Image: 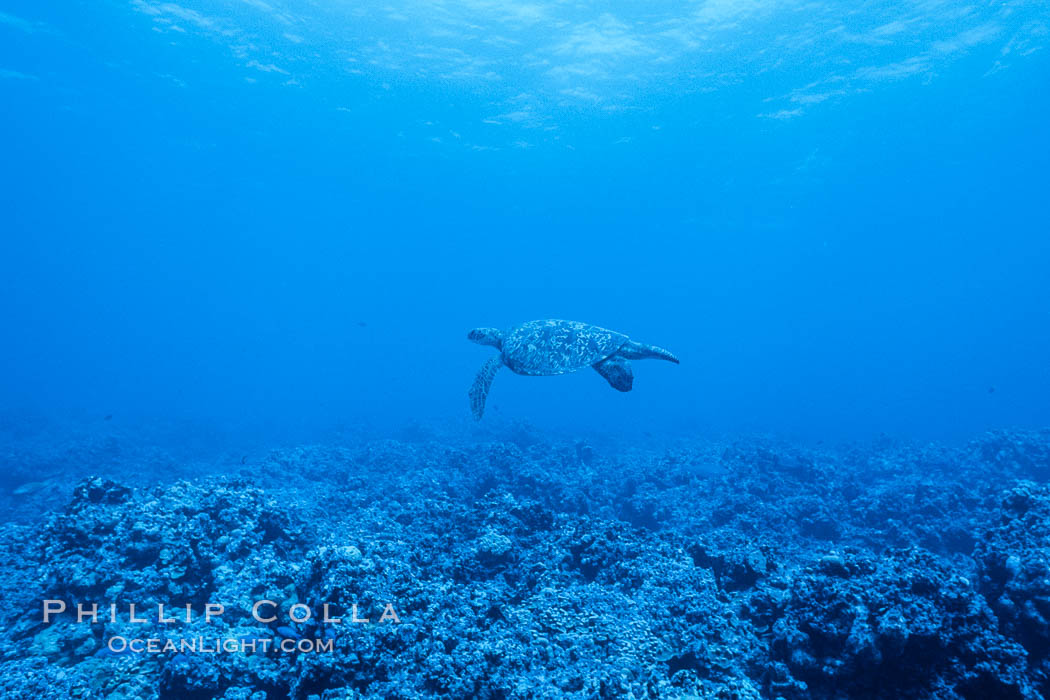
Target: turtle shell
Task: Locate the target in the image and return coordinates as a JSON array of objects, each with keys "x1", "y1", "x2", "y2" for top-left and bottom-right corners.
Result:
[{"x1": 502, "y1": 320, "x2": 628, "y2": 376}]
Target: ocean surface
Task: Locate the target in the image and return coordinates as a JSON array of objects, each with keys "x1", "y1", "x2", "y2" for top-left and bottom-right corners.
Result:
[{"x1": 1, "y1": 1, "x2": 1049, "y2": 698}]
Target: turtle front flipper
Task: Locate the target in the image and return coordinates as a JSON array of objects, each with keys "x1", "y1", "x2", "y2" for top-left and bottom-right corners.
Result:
[
  {"x1": 469, "y1": 356, "x2": 503, "y2": 420},
  {"x1": 593, "y1": 356, "x2": 633, "y2": 392}
]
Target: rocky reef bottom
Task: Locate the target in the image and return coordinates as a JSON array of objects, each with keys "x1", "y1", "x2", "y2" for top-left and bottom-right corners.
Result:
[{"x1": 1, "y1": 426, "x2": 1049, "y2": 699}]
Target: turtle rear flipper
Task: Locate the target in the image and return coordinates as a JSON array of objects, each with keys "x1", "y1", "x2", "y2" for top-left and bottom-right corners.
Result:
[
  {"x1": 594, "y1": 356, "x2": 633, "y2": 392},
  {"x1": 619, "y1": 340, "x2": 679, "y2": 364},
  {"x1": 469, "y1": 356, "x2": 502, "y2": 420}
]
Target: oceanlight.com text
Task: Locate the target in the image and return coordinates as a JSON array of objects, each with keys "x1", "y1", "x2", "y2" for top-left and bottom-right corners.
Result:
[{"x1": 107, "y1": 635, "x2": 335, "y2": 654}]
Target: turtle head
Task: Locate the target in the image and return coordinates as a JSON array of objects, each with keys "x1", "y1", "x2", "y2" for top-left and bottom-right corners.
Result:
[{"x1": 468, "y1": 327, "x2": 503, "y2": 350}]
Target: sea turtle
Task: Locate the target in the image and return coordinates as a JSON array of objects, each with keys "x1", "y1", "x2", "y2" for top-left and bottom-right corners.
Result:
[{"x1": 467, "y1": 319, "x2": 679, "y2": 420}]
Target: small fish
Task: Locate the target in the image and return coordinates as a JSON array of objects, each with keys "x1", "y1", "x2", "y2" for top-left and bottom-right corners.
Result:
[
  {"x1": 241, "y1": 455, "x2": 248, "y2": 465},
  {"x1": 13, "y1": 481, "x2": 47, "y2": 496},
  {"x1": 988, "y1": 386, "x2": 996, "y2": 394},
  {"x1": 356, "y1": 321, "x2": 368, "y2": 328},
  {"x1": 103, "y1": 414, "x2": 113, "y2": 421}
]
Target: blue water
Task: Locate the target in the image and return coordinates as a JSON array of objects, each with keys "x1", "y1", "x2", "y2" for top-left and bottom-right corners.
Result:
[
  {"x1": 1, "y1": 0, "x2": 1049, "y2": 443},
  {"x1": 5, "y1": 6, "x2": 1050, "y2": 699}
]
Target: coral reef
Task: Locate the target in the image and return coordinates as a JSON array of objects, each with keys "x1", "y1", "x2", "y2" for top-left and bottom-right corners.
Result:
[{"x1": 0, "y1": 427, "x2": 1048, "y2": 698}]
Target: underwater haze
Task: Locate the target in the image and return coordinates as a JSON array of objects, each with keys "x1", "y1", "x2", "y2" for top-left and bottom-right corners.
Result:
[
  {"x1": 2, "y1": 0, "x2": 1049, "y2": 443},
  {"x1": 6, "y1": 3, "x2": 1050, "y2": 700}
]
